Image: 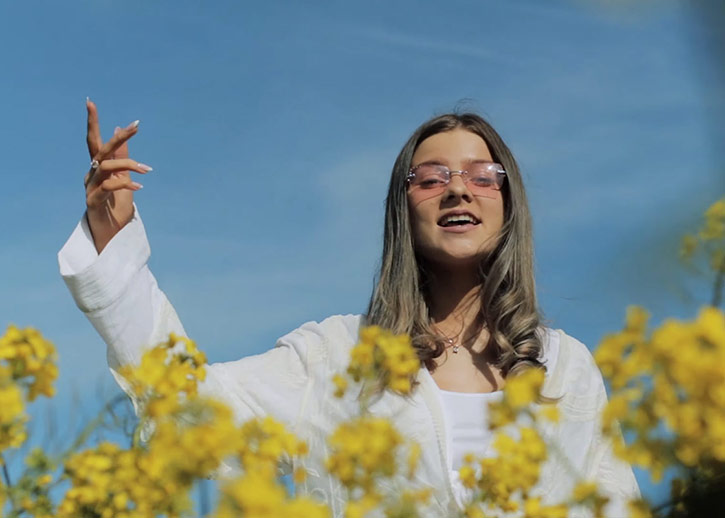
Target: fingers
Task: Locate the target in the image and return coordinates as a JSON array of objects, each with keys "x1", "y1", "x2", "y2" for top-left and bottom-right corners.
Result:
[
  {"x1": 98, "y1": 175, "x2": 143, "y2": 193},
  {"x1": 85, "y1": 157, "x2": 151, "y2": 190},
  {"x1": 94, "y1": 120, "x2": 140, "y2": 162},
  {"x1": 86, "y1": 98, "x2": 103, "y2": 159},
  {"x1": 113, "y1": 126, "x2": 129, "y2": 160},
  {"x1": 86, "y1": 174, "x2": 143, "y2": 208},
  {"x1": 97, "y1": 158, "x2": 152, "y2": 175}
]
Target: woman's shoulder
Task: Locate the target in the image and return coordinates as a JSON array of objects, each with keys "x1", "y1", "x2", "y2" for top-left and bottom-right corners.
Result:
[
  {"x1": 538, "y1": 327, "x2": 606, "y2": 400},
  {"x1": 276, "y1": 314, "x2": 363, "y2": 367},
  {"x1": 282, "y1": 314, "x2": 363, "y2": 343}
]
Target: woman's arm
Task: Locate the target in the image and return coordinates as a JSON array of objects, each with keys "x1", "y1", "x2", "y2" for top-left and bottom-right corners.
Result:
[
  {"x1": 61, "y1": 101, "x2": 315, "y2": 436},
  {"x1": 58, "y1": 204, "x2": 314, "y2": 437},
  {"x1": 58, "y1": 205, "x2": 181, "y2": 371}
]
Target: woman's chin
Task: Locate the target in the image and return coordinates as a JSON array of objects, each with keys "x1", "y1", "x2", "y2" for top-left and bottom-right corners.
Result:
[{"x1": 422, "y1": 249, "x2": 490, "y2": 272}]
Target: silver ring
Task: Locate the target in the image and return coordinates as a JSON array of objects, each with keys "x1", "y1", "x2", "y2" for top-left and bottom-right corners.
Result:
[{"x1": 90, "y1": 159, "x2": 100, "y2": 171}]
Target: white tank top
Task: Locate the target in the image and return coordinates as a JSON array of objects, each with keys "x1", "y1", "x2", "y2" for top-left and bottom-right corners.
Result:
[
  {"x1": 434, "y1": 329, "x2": 561, "y2": 507},
  {"x1": 436, "y1": 388, "x2": 503, "y2": 471}
]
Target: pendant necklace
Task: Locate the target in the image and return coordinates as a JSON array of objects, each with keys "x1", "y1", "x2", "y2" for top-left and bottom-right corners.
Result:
[{"x1": 444, "y1": 337, "x2": 460, "y2": 354}]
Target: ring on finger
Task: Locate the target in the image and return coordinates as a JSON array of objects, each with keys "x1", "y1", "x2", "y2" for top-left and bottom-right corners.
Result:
[{"x1": 90, "y1": 159, "x2": 100, "y2": 171}]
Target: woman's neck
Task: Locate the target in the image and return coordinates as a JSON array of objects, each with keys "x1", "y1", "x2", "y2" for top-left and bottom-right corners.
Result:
[{"x1": 426, "y1": 268, "x2": 484, "y2": 345}]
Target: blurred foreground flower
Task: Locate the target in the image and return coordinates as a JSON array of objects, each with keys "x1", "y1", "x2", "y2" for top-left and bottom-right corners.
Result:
[
  {"x1": 342, "y1": 325, "x2": 420, "y2": 398},
  {"x1": 597, "y1": 197, "x2": 725, "y2": 517}
]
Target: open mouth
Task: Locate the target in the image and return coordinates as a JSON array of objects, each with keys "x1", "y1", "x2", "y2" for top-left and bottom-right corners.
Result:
[{"x1": 437, "y1": 213, "x2": 481, "y2": 227}]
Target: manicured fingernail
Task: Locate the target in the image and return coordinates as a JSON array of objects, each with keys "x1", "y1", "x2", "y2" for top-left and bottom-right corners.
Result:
[
  {"x1": 131, "y1": 182, "x2": 143, "y2": 189},
  {"x1": 86, "y1": 96, "x2": 90, "y2": 105},
  {"x1": 127, "y1": 120, "x2": 140, "y2": 130},
  {"x1": 114, "y1": 126, "x2": 120, "y2": 135},
  {"x1": 137, "y1": 163, "x2": 153, "y2": 172}
]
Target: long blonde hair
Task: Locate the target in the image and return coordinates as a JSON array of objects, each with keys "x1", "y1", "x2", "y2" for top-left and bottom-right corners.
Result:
[{"x1": 365, "y1": 113, "x2": 544, "y2": 377}]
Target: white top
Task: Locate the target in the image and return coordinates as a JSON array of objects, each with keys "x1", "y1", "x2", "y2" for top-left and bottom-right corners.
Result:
[
  {"x1": 434, "y1": 336, "x2": 558, "y2": 507},
  {"x1": 437, "y1": 388, "x2": 503, "y2": 471},
  {"x1": 437, "y1": 388, "x2": 503, "y2": 508},
  {"x1": 58, "y1": 206, "x2": 640, "y2": 518}
]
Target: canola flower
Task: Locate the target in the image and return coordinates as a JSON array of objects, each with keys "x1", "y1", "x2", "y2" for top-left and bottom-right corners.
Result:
[
  {"x1": 486, "y1": 368, "x2": 547, "y2": 429},
  {"x1": 0, "y1": 325, "x2": 58, "y2": 401},
  {"x1": 213, "y1": 412, "x2": 326, "y2": 517},
  {"x1": 0, "y1": 326, "x2": 58, "y2": 457},
  {"x1": 118, "y1": 332, "x2": 207, "y2": 419},
  {"x1": 592, "y1": 198, "x2": 725, "y2": 516},
  {"x1": 329, "y1": 326, "x2": 433, "y2": 517},
  {"x1": 342, "y1": 325, "x2": 420, "y2": 397},
  {"x1": 217, "y1": 471, "x2": 330, "y2": 518},
  {"x1": 681, "y1": 197, "x2": 725, "y2": 260},
  {"x1": 460, "y1": 428, "x2": 558, "y2": 516},
  {"x1": 681, "y1": 197, "x2": 725, "y2": 307},
  {"x1": 570, "y1": 481, "x2": 610, "y2": 518},
  {"x1": 235, "y1": 415, "x2": 309, "y2": 477},
  {"x1": 326, "y1": 416, "x2": 403, "y2": 493},
  {"x1": 458, "y1": 368, "x2": 577, "y2": 517},
  {"x1": 59, "y1": 442, "x2": 186, "y2": 518},
  {"x1": 61, "y1": 337, "x2": 320, "y2": 518},
  {"x1": 595, "y1": 305, "x2": 725, "y2": 479},
  {"x1": 0, "y1": 377, "x2": 26, "y2": 454},
  {"x1": 0, "y1": 326, "x2": 58, "y2": 517}
]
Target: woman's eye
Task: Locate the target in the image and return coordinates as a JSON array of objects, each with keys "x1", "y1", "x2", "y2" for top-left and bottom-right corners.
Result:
[
  {"x1": 420, "y1": 178, "x2": 445, "y2": 188},
  {"x1": 471, "y1": 175, "x2": 494, "y2": 187}
]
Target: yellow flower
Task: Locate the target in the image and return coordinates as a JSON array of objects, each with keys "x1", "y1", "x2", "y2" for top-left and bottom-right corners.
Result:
[
  {"x1": 217, "y1": 471, "x2": 286, "y2": 516},
  {"x1": 236, "y1": 416, "x2": 309, "y2": 476},
  {"x1": 597, "y1": 303, "x2": 725, "y2": 477},
  {"x1": 523, "y1": 497, "x2": 568, "y2": 518},
  {"x1": 326, "y1": 416, "x2": 403, "y2": 491},
  {"x1": 0, "y1": 325, "x2": 58, "y2": 401},
  {"x1": 343, "y1": 326, "x2": 420, "y2": 396},
  {"x1": 458, "y1": 465, "x2": 477, "y2": 489},
  {"x1": 0, "y1": 379, "x2": 27, "y2": 451},
  {"x1": 406, "y1": 442, "x2": 422, "y2": 479},
  {"x1": 503, "y1": 369, "x2": 544, "y2": 410},
  {"x1": 293, "y1": 466, "x2": 307, "y2": 484},
  {"x1": 465, "y1": 427, "x2": 550, "y2": 512},
  {"x1": 680, "y1": 233, "x2": 698, "y2": 261},
  {"x1": 344, "y1": 494, "x2": 380, "y2": 518},
  {"x1": 628, "y1": 499, "x2": 652, "y2": 518},
  {"x1": 701, "y1": 198, "x2": 725, "y2": 241},
  {"x1": 463, "y1": 504, "x2": 486, "y2": 518},
  {"x1": 119, "y1": 333, "x2": 208, "y2": 419},
  {"x1": 332, "y1": 373, "x2": 348, "y2": 398},
  {"x1": 536, "y1": 404, "x2": 560, "y2": 423}
]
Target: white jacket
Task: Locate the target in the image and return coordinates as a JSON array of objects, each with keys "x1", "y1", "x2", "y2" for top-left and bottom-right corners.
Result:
[{"x1": 58, "y1": 208, "x2": 640, "y2": 518}]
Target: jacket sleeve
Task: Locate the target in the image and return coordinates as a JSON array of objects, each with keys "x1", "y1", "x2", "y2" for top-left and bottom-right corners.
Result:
[
  {"x1": 57, "y1": 207, "x2": 310, "y2": 430},
  {"x1": 562, "y1": 335, "x2": 641, "y2": 517},
  {"x1": 592, "y1": 425, "x2": 642, "y2": 518}
]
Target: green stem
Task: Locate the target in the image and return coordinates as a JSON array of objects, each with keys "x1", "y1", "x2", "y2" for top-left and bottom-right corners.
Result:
[
  {"x1": 712, "y1": 254, "x2": 724, "y2": 308},
  {"x1": 52, "y1": 393, "x2": 128, "y2": 465},
  {"x1": 1, "y1": 454, "x2": 11, "y2": 487},
  {"x1": 132, "y1": 420, "x2": 144, "y2": 448}
]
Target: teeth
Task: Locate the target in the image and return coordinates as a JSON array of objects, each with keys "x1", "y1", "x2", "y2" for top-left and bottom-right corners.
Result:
[{"x1": 441, "y1": 214, "x2": 477, "y2": 225}]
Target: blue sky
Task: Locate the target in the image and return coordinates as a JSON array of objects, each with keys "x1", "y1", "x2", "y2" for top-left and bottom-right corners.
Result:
[{"x1": 1, "y1": 0, "x2": 723, "y2": 507}]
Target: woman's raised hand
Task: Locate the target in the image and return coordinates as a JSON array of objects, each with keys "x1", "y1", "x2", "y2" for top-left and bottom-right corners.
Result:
[{"x1": 84, "y1": 99, "x2": 152, "y2": 253}]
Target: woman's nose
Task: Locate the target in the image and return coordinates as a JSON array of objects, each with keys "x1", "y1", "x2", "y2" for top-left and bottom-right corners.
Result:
[{"x1": 444, "y1": 174, "x2": 472, "y2": 201}]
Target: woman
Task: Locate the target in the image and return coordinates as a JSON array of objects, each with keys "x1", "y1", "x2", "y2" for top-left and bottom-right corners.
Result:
[{"x1": 59, "y1": 101, "x2": 639, "y2": 516}]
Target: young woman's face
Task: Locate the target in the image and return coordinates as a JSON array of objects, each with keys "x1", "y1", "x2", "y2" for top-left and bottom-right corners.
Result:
[{"x1": 408, "y1": 128, "x2": 505, "y2": 269}]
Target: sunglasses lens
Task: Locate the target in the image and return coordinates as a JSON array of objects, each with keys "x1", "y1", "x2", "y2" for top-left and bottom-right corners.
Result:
[
  {"x1": 407, "y1": 163, "x2": 505, "y2": 202},
  {"x1": 465, "y1": 164, "x2": 503, "y2": 198},
  {"x1": 411, "y1": 165, "x2": 447, "y2": 190}
]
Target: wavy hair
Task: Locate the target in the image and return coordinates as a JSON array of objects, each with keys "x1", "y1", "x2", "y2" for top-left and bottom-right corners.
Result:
[{"x1": 365, "y1": 112, "x2": 544, "y2": 378}]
